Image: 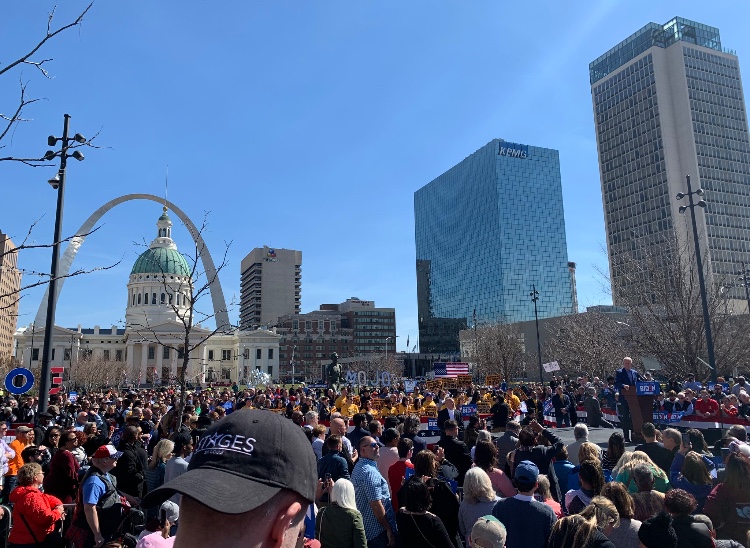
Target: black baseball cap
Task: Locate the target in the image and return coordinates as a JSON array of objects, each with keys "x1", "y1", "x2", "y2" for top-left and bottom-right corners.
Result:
[{"x1": 141, "y1": 409, "x2": 317, "y2": 514}]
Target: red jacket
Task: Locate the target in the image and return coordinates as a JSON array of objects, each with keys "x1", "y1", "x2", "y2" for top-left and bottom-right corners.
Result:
[{"x1": 8, "y1": 486, "x2": 63, "y2": 545}]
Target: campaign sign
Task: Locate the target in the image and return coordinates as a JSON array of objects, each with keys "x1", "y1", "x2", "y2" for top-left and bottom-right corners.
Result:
[
  {"x1": 707, "y1": 382, "x2": 729, "y2": 392},
  {"x1": 427, "y1": 418, "x2": 439, "y2": 431},
  {"x1": 404, "y1": 380, "x2": 417, "y2": 393},
  {"x1": 4, "y1": 367, "x2": 35, "y2": 395},
  {"x1": 636, "y1": 382, "x2": 660, "y2": 396},
  {"x1": 653, "y1": 411, "x2": 684, "y2": 423},
  {"x1": 69, "y1": 391, "x2": 78, "y2": 403},
  {"x1": 461, "y1": 405, "x2": 477, "y2": 419}
]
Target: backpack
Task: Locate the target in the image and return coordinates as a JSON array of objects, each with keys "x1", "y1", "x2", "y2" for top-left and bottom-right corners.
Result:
[{"x1": 73, "y1": 467, "x2": 128, "y2": 540}]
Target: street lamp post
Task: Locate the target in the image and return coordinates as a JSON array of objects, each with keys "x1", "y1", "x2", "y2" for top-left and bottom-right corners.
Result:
[
  {"x1": 39, "y1": 114, "x2": 86, "y2": 412},
  {"x1": 530, "y1": 285, "x2": 544, "y2": 383},
  {"x1": 676, "y1": 174, "x2": 717, "y2": 383}
]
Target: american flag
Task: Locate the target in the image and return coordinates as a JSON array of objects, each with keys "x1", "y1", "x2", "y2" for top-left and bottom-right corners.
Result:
[{"x1": 433, "y1": 362, "x2": 469, "y2": 378}]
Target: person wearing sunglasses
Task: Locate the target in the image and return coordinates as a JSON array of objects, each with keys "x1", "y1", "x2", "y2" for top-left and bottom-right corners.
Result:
[
  {"x1": 43, "y1": 431, "x2": 80, "y2": 503},
  {"x1": 351, "y1": 436, "x2": 397, "y2": 548}
]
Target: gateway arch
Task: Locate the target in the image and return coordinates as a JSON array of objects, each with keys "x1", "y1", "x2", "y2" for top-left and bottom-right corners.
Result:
[{"x1": 34, "y1": 193, "x2": 231, "y2": 331}]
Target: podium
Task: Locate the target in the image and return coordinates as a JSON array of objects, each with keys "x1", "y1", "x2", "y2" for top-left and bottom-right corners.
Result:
[{"x1": 622, "y1": 384, "x2": 656, "y2": 442}]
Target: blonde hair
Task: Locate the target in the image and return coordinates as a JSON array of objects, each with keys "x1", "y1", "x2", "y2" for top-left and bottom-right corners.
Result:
[
  {"x1": 331, "y1": 478, "x2": 357, "y2": 510},
  {"x1": 17, "y1": 463, "x2": 42, "y2": 486},
  {"x1": 580, "y1": 496, "x2": 620, "y2": 530},
  {"x1": 578, "y1": 442, "x2": 601, "y2": 464},
  {"x1": 617, "y1": 451, "x2": 668, "y2": 483},
  {"x1": 462, "y1": 467, "x2": 496, "y2": 504},
  {"x1": 536, "y1": 474, "x2": 552, "y2": 500},
  {"x1": 149, "y1": 439, "x2": 175, "y2": 469}
]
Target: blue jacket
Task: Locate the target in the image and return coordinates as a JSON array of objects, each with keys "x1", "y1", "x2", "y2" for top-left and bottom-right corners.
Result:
[{"x1": 669, "y1": 452, "x2": 715, "y2": 512}]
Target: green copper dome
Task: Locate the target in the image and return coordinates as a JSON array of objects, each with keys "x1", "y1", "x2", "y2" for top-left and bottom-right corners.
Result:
[{"x1": 131, "y1": 247, "x2": 190, "y2": 276}]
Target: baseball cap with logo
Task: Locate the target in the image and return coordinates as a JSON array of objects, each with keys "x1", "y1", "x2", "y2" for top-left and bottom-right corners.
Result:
[
  {"x1": 514, "y1": 460, "x2": 539, "y2": 483},
  {"x1": 141, "y1": 409, "x2": 317, "y2": 514},
  {"x1": 471, "y1": 515, "x2": 507, "y2": 548},
  {"x1": 93, "y1": 444, "x2": 123, "y2": 460}
]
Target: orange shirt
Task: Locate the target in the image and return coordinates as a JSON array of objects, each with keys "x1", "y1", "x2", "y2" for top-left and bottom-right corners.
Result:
[{"x1": 7, "y1": 439, "x2": 27, "y2": 477}]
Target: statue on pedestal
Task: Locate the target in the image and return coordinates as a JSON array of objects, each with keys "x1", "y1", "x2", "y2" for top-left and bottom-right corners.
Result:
[{"x1": 327, "y1": 352, "x2": 342, "y2": 392}]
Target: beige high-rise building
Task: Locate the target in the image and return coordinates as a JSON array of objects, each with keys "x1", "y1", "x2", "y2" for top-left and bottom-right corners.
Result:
[
  {"x1": 590, "y1": 17, "x2": 750, "y2": 311},
  {"x1": 239, "y1": 247, "x2": 301, "y2": 329},
  {"x1": 0, "y1": 231, "x2": 20, "y2": 358}
]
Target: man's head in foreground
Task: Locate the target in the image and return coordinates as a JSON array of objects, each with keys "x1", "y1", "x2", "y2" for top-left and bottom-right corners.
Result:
[{"x1": 142, "y1": 409, "x2": 317, "y2": 548}]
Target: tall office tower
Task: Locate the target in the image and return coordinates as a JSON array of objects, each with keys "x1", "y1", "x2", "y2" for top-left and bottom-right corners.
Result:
[
  {"x1": 239, "y1": 246, "x2": 301, "y2": 329},
  {"x1": 0, "y1": 231, "x2": 20, "y2": 358},
  {"x1": 590, "y1": 17, "x2": 750, "y2": 311},
  {"x1": 414, "y1": 139, "x2": 575, "y2": 353}
]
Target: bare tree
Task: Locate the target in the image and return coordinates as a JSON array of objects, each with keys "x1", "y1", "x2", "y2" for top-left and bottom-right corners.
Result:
[
  {"x1": 0, "y1": 223, "x2": 120, "y2": 314},
  {"x1": 1, "y1": 3, "x2": 95, "y2": 165},
  {"x1": 606, "y1": 234, "x2": 750, "y2": 379},
  {"x1": 461, "y1": 323, "x2": 526, "y2": 383},
  {"x1": 544, "y1": 311, "x2": 635, "y2": 380}
]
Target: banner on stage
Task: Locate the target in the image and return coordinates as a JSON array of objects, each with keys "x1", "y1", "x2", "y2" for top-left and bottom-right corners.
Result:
[{"x1": 427, "y1": 418, "x2": 439, "y2": 431}]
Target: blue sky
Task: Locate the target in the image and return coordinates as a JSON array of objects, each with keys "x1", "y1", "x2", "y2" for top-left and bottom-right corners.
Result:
[{"x1": 2, "y1": 1, "x2": 749, "y2": 351}]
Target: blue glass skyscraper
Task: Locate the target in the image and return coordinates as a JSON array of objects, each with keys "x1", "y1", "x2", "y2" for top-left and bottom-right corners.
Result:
[{"x1": 414, "y1": 139, "x2": 575, "y2": 353}]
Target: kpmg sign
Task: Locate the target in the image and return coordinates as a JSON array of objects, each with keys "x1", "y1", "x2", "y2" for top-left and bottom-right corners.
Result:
[{"x1": 498, "y1": 141, "x2": 529, "y2": 159}]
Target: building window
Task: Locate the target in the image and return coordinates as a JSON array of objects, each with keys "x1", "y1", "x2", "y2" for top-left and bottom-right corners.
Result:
[
  {"x1": 268, "y1": 348, "x2": 274, "y2": 359},
  {"x1": 208, "y1": 349, "x2": 214, "y2": 360},
  {"x1": 331, "y1": 320, "x2": 337, "y2": 331},
  {"x1": 177, "y1": 294, "x2": 181, "y2": 306},
  {"x1": 148, "y1": 346, "x2": 155, "y2": 360},
  {"x1": 137, "y1": 294, "x2": 141, "y2": 305},
  {"x1": 178, "y1": 346, "x2": 184, "y2": 359},
  {"x1": 318, "y1": 320, "x2": 324, "y2": 331},
  {"x1": 256, "y1": 348, "x2": 262, "y2": 360},
  {"x1": 132, "y1": 294, "x2": 136, "y2": 306},
  {"x1": 64, "y1": 349, "x2": 71, "y2": 361},
  {"x1": 292, "y1": 320, "x2": 299, "y2": 330},
  {"x1": 161, "y1": 293, "x2": 166, "y2": 304},
  {"x1": 103, "y1": 349, "x2": 110, "y2": 361},
  {"x1": 305, "y1": 321, "x2": 311, "y2": 330},
  {"x1": 152, "y1": 293, "x2": 157, "y2": 305},
  {"x1": 267, "y1": 365, "x2": 273, "y2": 375},
  {"x1": 115, "y1": 349, "x2": 123, "y2": 362},
  {"x1": 222, "y1": 349, "x2": 232, "y2": 361},
  {"x1": 163, "y1": 346, "x2": 170, "y2": 359},
  {"x1": 222, "y1": 368, "x2": 231, "y2": 380},
  {"x1": 255, "y1": 365, "x2": 261, "y2": 371},
  {"x1": 51, "y1": 349, "x2": 55, "y2": 361}
]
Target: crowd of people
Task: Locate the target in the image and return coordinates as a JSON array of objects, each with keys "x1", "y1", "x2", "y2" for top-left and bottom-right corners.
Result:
[{"x1": 0, "y1": 363, "x2": 746, "y2": 548}]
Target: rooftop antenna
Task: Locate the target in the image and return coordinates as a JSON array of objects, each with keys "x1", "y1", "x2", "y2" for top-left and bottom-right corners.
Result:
[{"x1": 164, "y1": 165, "x2": 169, "y2": 212}]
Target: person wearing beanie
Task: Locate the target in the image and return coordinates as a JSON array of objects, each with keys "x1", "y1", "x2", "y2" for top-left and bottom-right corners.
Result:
[{"x1": 638, "y1": 511, "x2": 678, "y2": 548}]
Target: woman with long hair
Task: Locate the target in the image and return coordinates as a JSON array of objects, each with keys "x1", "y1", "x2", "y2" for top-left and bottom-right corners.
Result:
[
  {"x1": 668, "y1": 446, "x2": 714, "y2": 513},
  {"x1": 615, "y1": 451, "x2": 670, "y2": 493},
  {"x1": 600, "y1": 481, "x2": 641, "y2": 548},
  {"x1": 602, "y1": 432, "x2": 625, "y2": 471},
  {"x1": 568, "y1": 442, "x2": 606, "y2": 492},
  {"x1": 396, "y1": 476, "x2": 454, "y2": 548},
  {"x1": 458, "y1": 468, "x2": 499, "y2": 546},
  {"x1": 403, "y1": 450, "x2": 460, "y2": 547},
  {"x1": 548, "y1": 497, "x2": 618, "y2": 548},
  {"x1": 473, "y1": 441, "x2": 515, "y2": 498},
  {"x1": 8, "y1": 463, "x2": 65, "y2": 547},
  {"x1": 565, "y1": 460, "x2": 605, "y2": 515},
  {"x1": 315, "y1": 479, "x2": 367, "y2": 548},
  {"x1": 704, "y1": 448, "x2": 750, "y2": 543},
  {"x1": 42, "y1": 430, "x2": 80, "y2": 503},
  {"x1": 145, "y1": 439, "x2": 174, "y2": 520},
  {"x1": 537, "y1": 474, "x2": 563, "y2": 518}
]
